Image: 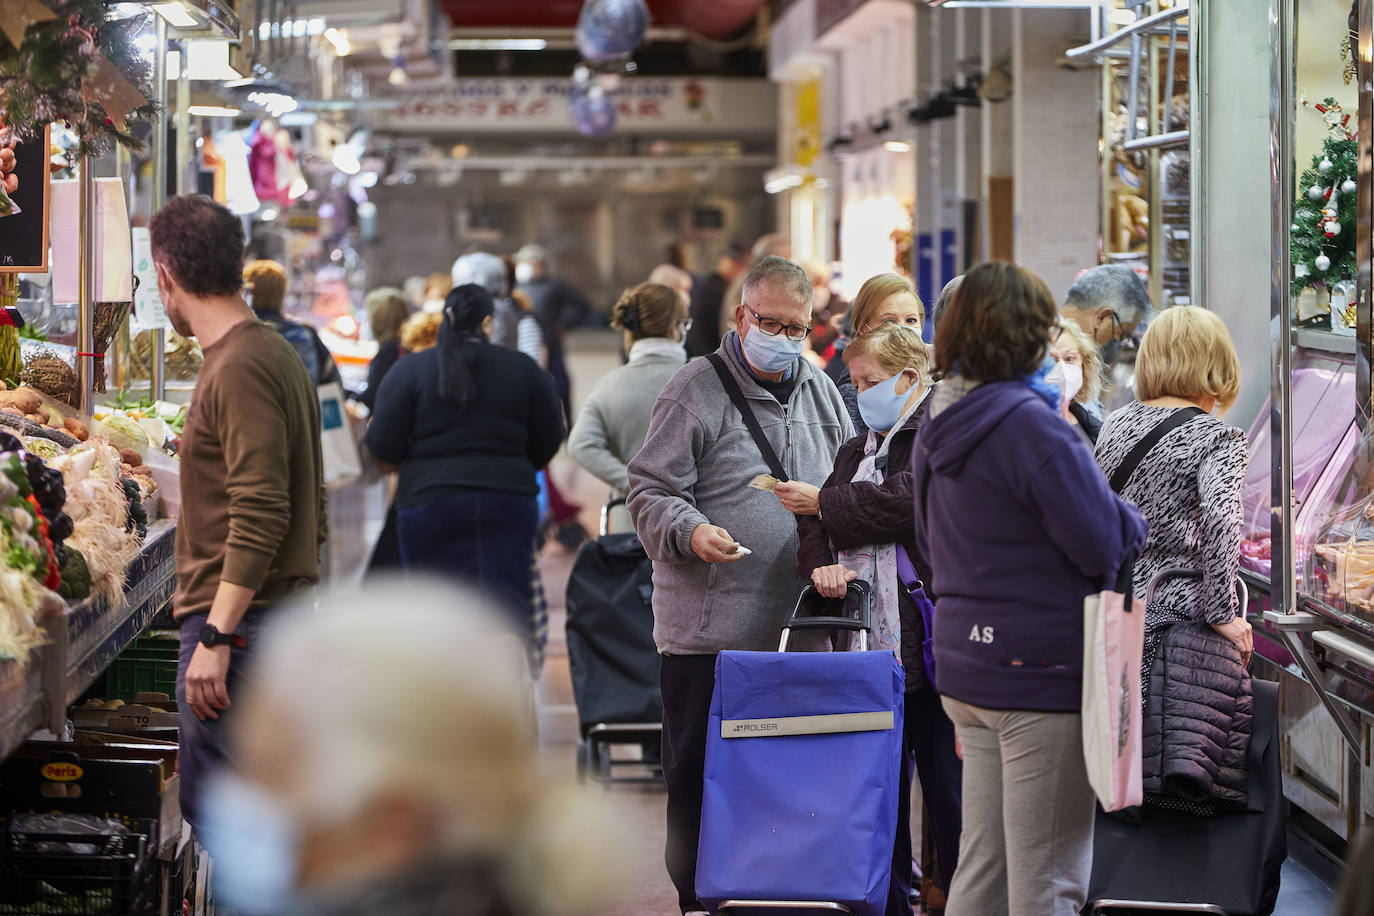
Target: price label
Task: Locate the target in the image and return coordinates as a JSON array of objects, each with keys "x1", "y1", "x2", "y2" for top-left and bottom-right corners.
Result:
[{"x1": 130, "y1": 227, "x2": 170, "y2": 332}]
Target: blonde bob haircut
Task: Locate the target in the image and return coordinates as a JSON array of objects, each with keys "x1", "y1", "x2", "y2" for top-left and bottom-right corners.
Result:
[
  {"x1": 850, "y1": 273, "x2": 925, "y2": 336},
  {"x1": 1055, "y1": 315, "x2": 1104, "y2": 406},
  {"x1": 843, "y1": 322, "x2": 931, "y2": 382},
  {"x1": 1135, "y1": 305, "x2": 1241, "y2": 411}
]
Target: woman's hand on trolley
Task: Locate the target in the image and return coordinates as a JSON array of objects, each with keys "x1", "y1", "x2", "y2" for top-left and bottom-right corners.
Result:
[
  {"x1": 1210, "y1": 614, "x2": 1253, "y2": 667},
  {"x1": 811, "y1": 564, "x2": 858, "y2": 599}
]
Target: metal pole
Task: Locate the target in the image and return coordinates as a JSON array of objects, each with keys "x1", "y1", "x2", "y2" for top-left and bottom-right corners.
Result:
[
  {"x1": 1357, "y1": 0, "x2": 1372, "y2": 422},
  {"x1": 150, "y1": 15, "x2": 168, "y2": 402},
  {"x1": 77, "y1": 155, "x2": 95, "y2": 418},
  {"x1": 1270, "y1": 0, "x2": 1296, "y2": 617}
]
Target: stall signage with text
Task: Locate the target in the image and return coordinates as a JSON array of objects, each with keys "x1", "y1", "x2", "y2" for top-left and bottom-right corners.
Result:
[{"x1": 379, "y1": 78, "x2": 774, "y2": 134}]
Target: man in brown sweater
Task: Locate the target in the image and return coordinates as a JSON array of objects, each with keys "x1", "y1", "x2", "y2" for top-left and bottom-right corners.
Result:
[{"x1": 149, "y1": 194, "x2": 326, "y2": 829}]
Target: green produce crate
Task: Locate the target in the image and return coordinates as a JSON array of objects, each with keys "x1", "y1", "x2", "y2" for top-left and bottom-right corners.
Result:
[{"x1": 96, "y1": 635, "x2": 180, "y2": 703}]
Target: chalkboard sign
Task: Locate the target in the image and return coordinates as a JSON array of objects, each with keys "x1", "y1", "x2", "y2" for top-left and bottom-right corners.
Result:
[{"x1": 0, "y1": 126, "x2": 51, "y2": 274}]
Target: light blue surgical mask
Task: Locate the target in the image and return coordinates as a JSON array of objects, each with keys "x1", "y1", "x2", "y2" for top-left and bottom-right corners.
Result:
[
  {"x1": 201, "y1": 773, "x2": 305, "y2": 916},
  {"x1": 857, "y1": 370, "x2": 915, "y2": 433},
  {"x1": 740, "y1": 323, "x2": 804, "y2": 374}
]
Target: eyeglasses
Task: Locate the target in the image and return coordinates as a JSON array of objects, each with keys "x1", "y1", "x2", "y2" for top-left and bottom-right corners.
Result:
[
  {"x1": 678, "y1": 317, "x2": 694, "y2": 333},
  {"x1": 1049, "y1": 324, "x2": 1064, "y2": 344},
  {"x1": 743, "y1": 305, "x2": 812, "y2": 342}
]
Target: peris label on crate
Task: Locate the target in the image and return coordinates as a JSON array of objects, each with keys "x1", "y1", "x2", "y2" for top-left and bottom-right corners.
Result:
[{"x1": 40, "y1": 762, "x2": 83, "y2": 782}]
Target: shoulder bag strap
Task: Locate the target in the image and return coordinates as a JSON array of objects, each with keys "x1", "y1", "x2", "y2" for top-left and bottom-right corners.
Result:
[
  {"x1": 1108, "y1": 407, "x2": 1206, "y2": 494},
  {"x1": 705, "y1": 352, "x2": 789, "y2": 482}
]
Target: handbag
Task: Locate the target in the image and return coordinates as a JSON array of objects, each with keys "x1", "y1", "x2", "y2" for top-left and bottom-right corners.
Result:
[
  {"x1": 705, "y1": 352, "x2": 789, "y2": 482},
  {"x1": 895, "y1": 546, "x2": 938, "y2": 690},
  {"x1": 1082, "y1": 406, "x2": 1204, "y2": 811}
]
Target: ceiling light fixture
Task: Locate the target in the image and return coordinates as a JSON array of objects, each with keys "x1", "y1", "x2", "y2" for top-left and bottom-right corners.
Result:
[
  {"x1": 448, "y1": 38, "x2": 548, "y2": 51},
  {"x1": 324, "y1": 28, "x2": 351, "y2": 56},
  {"x1": 883, "y1": 140, "x2": 912, "y2": 153},
  {"x1": 188, "y1": 105, "x2": 242, "y2": 117}
]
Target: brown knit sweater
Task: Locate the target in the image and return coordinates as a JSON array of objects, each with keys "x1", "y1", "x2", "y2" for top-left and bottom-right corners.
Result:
[{"x1": 173, "y1": 320, "x2": 326, "y2": 620}]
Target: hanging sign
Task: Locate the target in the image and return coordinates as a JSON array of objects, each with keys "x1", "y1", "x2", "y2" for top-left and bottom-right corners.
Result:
[
  {"x1": 376, "y1": 78, "x2": 775, "y2": 134},
  {"x1": 130, "y1": 228, "x2": 170, "y2": 332},
  {"x1": 0, "y1": 125, "x2": 51, "y2": 274}
]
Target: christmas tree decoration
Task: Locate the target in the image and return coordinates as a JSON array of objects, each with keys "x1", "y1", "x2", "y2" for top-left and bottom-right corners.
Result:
[
  {"x1": 1291, "y1": 97, "x2": 1358, "y2": 294},
  {"x1": 0, "y1": 0, "x2": 157, "y2": 155}
]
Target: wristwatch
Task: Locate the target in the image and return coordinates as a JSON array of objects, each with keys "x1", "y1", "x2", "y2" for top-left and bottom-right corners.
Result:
[{"x1": 198, "y1": 623, "x2": 247, "y2": 650}]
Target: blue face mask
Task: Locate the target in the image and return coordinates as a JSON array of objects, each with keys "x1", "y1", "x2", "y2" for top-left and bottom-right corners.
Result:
[
  {"x1": 857, "y1": 370, "x2": 915, "y2": 433},
  {"x1": 201, "y1": 773, "x2": 305, "y2": 916},
  {"x1": 740, "y1": 323, "x2": 804, "y2": 374},
  {"x1": 1025, "y1": 353, "x2": 1060, "y2": 411}
]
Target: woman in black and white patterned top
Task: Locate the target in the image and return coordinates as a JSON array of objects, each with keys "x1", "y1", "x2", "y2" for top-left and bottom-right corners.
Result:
[{"x1": 1094, "y1": 306, "x2": 1251, "y2": 678}]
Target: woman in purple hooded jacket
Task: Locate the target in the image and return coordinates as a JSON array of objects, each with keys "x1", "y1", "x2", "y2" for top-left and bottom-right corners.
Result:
[{"x1": 911, "y1": 262, "x2": 1146, "y2": 916}]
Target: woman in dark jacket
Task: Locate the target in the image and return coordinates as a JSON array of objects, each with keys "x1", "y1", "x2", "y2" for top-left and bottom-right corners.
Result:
[
  {"x1": 366, "y1": 285, "x2": 564, "y2": 628},
  {"x1": 911, "y1": 263, "x2": 1146, "y2": 916},
  {"x1": 359, "y1": 287, "x2": 411, "y2": 411},
  {"x1": 783, "y1": 324, "x2": 961, "y2": 915}
]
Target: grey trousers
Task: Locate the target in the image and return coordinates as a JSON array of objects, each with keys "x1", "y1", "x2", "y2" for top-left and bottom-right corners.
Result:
[{"x1": 941, "y1": 697, "x2": 1097, "y2": 916}]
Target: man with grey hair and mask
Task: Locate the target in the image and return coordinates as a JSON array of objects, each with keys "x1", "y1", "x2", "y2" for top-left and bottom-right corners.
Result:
[
  {"x1": 1061, "y1": 264, "x2": 1154, "y2": 413},
  {"x1": 628, "y1": 255, "x2": 851, "y2": 916}
]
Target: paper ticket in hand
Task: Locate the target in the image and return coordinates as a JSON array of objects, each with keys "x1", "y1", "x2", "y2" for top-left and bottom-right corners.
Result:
[
  {"x1": 749, "y1": 474, "x2": 780, "y2": 492},
  {"x1": 733, "y1": 545, "x2": 753, "y2": 557}
]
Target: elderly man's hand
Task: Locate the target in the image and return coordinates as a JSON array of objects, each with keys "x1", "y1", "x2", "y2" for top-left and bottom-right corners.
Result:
[{"x1": 691, "y1": 524, "x2": 744, "y2": 564}]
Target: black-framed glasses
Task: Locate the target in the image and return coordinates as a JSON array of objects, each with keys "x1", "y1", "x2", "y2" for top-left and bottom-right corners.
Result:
[
  {"x1": 1050, "y1": 324, "x2": 1064, "y2": 344},
  {"x1": 743, "y1": 305, "x2": 812, "y2": 342}
]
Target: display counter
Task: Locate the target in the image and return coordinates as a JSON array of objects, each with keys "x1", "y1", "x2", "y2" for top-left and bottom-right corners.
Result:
[{"x1": 0, "y1": 521, "x2": 175, "y2": 762}]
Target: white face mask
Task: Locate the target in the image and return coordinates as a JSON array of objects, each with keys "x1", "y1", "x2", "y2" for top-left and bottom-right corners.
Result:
[
  {"x1": 514, "y1": 262, "x2": 536, "y2": 285},
  {"x1": 1044, "y1": 361, "x2": 1084, "y2": 410}
]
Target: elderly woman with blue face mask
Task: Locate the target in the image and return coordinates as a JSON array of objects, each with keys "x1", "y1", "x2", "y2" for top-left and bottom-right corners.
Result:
[{"x1": 787, "y1": 323, "x2": 963, "y2": 913}]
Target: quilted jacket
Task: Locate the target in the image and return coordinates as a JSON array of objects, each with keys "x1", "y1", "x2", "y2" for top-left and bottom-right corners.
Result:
[
  {"x1": 1143, "y1": 622, "x2": 1253, "y2": 810},
  {"x1": 796, "y1": 404, "x2": 932, "y2": 692}
]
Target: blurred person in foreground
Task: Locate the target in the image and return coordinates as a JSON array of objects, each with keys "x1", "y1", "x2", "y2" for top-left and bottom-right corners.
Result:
[
  {"x1": 568, "y1": 283, "x2": 688, "y2": 529},
  {"x1": 1060, "y1": 264, "x2": 1154, "y2": 413},
  {"x1": 720, "y1": 233, "x2": 791, "y2": 336},
  {"x1": 149, "y1": 196, "x2": 326, "y2": 831},
  {"x1": 365, "y1": 285, "x2": 563, "y2": 625},
  {"x1": 912, "y1": 262, "x2": 1146, "y2": 916},
  {"x1": 201, "y1": 579, "x2": 624, "y2": 916},
  {"x1": 792, "y1": 323, "x2": 962, "y2": 912},
  {"x1": 649, "y1": 263, "x2": 694, "y2": 310},
  {"x1": 833, "y1": 273, "x2": 926, "y2": 437},
  {"x1": 1095, "y1": 306, "x2": 1252, "y2": 811},
  {"x1": 358, "y1": 287, "x2": 411, "y2": 412},
  {"x1": 1047, "y1": 316, "x2": 1105, "y2": 446},
  {"x1": 686, "y1": 241, "x2": 749, "y2": 358},
  {"x1": 629, "y1": 256, "x2": 851, "y2": 916},
  {"x1": 243, "y1": 259, "x2": 341, "y2": 387}
]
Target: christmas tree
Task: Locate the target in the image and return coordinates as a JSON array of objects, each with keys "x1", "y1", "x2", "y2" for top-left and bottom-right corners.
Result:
[{"x1": 1291, "y1": 98, "x2": 1357, "y2": 295}]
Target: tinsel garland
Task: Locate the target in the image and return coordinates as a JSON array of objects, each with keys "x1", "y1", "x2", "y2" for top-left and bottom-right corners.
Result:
[{"x1": 0, "y1": 0, "x2": 158, "y2": 155}]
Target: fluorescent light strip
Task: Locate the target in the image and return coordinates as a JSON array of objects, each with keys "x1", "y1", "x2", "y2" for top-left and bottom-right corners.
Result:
[
  {"x1": 448, "y1": 38, "x2": 548, "y2": 51},
  {"x1": 189, "y1": 105, "x2": 242, "y2": 117},
  {"x1": 883, "y1": 140, "x2": 912, "y2": 153}
]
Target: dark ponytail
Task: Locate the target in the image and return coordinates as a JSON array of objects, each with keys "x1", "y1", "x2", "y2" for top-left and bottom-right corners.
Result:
[{"x1": 437, "y1": 284, "x2": 496, "y2": 411}]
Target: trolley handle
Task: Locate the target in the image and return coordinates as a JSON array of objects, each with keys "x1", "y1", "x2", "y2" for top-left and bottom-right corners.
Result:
[
  {"x1": 780, "y1": 581, "x2": 874, "y2": 652},
  {"x1": 600, "y1": 498, "x2": 627, "y2": 538},
  {"x1": 1144, "y1": 566, "x2": 1249, "y2": 612}
]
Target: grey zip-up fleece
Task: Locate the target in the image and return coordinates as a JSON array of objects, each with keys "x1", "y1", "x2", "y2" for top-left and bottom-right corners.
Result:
[{"x1": 628, "y1": 332, "x2": 853, "y2": 655}]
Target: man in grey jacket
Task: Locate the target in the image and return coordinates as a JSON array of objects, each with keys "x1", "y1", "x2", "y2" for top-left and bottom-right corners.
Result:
[{"x1": 628, "y1": 256, "x2": 852, "y2": 916}]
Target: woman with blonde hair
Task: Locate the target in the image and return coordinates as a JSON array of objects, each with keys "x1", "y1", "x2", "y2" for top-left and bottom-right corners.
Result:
[
  {"x1": 833, "y1": 273, "x2": 927, "y2": 435},
  {"x1": 1047, "y1": 315, "x2": 1105, "y2": 445},
  {"x1": 787, "y1": 322, "x2": 961, "y2": 912},
  {"x1": 359, "y1": 287, "x2": 411, "y2": 411},
  {"x1": 1095, "y1": 305, "x2": 1249, "y2": 671},
  {"x1": 568, "y1": 282, "x2": 689, "y2": 522}
]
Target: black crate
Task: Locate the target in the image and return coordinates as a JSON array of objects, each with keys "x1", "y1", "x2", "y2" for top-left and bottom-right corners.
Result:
[{"x1": 0, "y1": 817, "x2": 158, "y2": 915}]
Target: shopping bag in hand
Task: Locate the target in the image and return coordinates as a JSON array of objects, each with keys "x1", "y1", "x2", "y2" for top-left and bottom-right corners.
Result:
[{"x1": 1081, "y1": 551, "x2": 1144, "y2": 811}]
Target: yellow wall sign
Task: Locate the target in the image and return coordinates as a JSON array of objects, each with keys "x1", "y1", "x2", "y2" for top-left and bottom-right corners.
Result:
[
  {"x1": 41, "y1": 762, "x2": 83, "y2": 782},
  {"x1": 796, "y1": 79, "x2": 821, "y2": 170}
]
